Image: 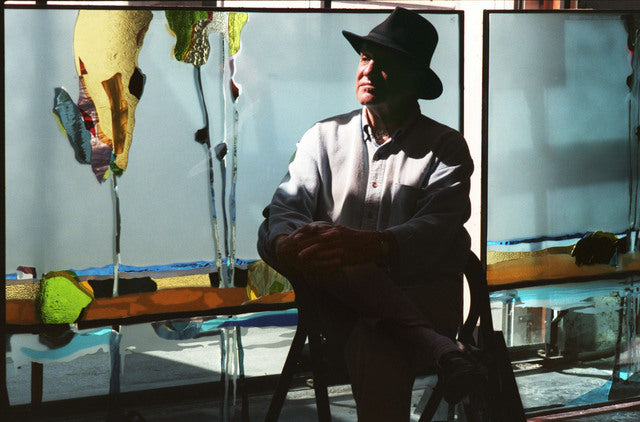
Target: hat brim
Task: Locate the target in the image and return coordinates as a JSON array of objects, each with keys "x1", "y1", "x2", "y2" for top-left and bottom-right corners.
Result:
[{"x1": 342, "y1": 30, "x2": 443, "y2": 100}]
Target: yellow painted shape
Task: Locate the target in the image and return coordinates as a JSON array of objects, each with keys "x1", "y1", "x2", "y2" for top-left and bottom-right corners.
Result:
[
  {"x1": 6, "y1": 281, "x2": 41, "y2": 300},
  {"x1": 73, "y1": 10, "x2": 152, "y2": 172},
  {"x1": 51, "y1": 111, "x2": 69, "y2": 137},
  {"x1": 153, "y1": 274, "x2": 212, "y2": 290}
]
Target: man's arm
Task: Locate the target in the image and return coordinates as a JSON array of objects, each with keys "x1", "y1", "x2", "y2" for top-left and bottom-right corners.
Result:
[
  {"x1": 257, "y1": 125, "x2": 323, "y2": 274},
  {"x1": 385, "y1": 131, "x2": 473, "y2": 275}
]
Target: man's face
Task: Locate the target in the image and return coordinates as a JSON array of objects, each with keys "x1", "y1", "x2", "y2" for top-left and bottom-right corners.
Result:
[{"x1": 355, "y1": 43, "x2": 417, "y2": 107}]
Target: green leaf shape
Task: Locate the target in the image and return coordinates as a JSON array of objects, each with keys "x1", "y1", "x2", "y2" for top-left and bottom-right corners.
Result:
[
  {"x1": 228, "y1": 13, "x2": 248, "y2": 56},
  {"x1": 36, "y1": 271, "x2": 94, "y2": 324}
]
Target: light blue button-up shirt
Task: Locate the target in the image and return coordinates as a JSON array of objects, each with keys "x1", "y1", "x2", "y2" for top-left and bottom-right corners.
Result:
[{"x1": 260, "y1": 107, "x2": 473, "y2": 283}]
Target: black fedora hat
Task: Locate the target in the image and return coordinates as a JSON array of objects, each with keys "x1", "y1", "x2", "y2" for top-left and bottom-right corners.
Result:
[{"x1": 342, "y1": 7, "x2": 443, "y2": 100}]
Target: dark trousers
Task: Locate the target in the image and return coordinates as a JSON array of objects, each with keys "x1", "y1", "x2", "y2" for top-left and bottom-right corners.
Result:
[{"x1": 290, "y1": 263, "x2": 463, "y2": 421}]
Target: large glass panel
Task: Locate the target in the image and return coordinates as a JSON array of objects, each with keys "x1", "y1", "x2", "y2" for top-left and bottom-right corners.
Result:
[
  {"x1": 4, "y1": 7, "x2": 462, "y2": 404},
  {"x1": 487, "y1": 13, "x2": 630, "y2": 247},
  {"x1": 485, "y1": 11, "x2": 640, "y2": 412}
]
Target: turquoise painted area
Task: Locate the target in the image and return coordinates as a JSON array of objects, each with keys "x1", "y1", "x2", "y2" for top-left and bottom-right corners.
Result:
[
  {"x1": 565, "y1": 379, "x2": 612, "y2": 407},
  {"x1": 19, "y1": 328, "x2": 112, "y2": 361},
  {"x1": 490, "y1": 278, "x2": 638, "y2": 305},
  {"x1": 201, "y1": 309, "x2": 298, "y2": 330},
  {"x1": 151, "y1": 310, "x2": 298, "y2": 341},
  {"x1": 14, "y1": 311, "x2": 297, "y2": 362},
  {"x1": 52, "y1": 87, "x2": 92, "y2": 165}
]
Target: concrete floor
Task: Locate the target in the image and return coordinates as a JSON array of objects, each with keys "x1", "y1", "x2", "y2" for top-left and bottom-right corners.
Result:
[{"x1": 6, "y1": 325, "x2": 640, "y2": 421}]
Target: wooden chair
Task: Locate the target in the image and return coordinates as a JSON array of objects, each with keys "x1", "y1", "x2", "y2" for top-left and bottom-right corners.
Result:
[
  {"x1": 264, "y1": 252, "x2": 525, "y2": 422},
  {"x1": 265, "y1": 285, "x2": 333, "y2": 422},
  {"x1": 416, "y1": 251, "x2": 486, "y2": 421},
  {"x1": 418, "y1": 252, "x2": 526, "y2": 422}
]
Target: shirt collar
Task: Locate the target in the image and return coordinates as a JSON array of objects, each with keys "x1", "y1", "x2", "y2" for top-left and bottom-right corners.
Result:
[
  {"x1": 361, "y1": 107, "x2": 374, "y2": 144},
  {"x1": 361, "y1": 106, "x2": 421, "y2": 146}
]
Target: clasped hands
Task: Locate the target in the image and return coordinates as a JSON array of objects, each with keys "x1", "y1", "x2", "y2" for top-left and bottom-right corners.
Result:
[{"x1": 275, "y1": 222, "x2": 381, "y2": 275}]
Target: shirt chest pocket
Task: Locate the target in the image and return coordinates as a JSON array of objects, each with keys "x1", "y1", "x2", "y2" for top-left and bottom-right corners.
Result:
[{"x1": 389, "y1": 182, "x2": 422, "y2": 224}]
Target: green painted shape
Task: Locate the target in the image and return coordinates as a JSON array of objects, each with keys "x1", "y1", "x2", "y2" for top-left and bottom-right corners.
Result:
[
  {"x1": 165, "y1": 10, "x2": 210, "y2": 62},
  {"x1": 228, "y1": 13, "x2": 248, "y2": 56},
  {"x1": 36, "y1": 271, "x2": 93, "y2": 324},
  {"x1": 268, "y1": 280, "x2": 285, "y2": 295}
]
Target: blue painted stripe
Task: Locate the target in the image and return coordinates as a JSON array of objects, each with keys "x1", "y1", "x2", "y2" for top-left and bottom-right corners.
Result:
[
  {"x1": 201, "y1": 309, "x2": 298, "y2": 330},
  {"x1": 6, "y1": 258, "x2": 259, "y2": 279},
  {"x1": 487, "y1": 230, "x2": 628, "y2": 246}
]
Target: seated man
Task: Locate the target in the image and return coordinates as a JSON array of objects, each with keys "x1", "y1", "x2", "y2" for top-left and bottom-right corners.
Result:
[{"x1": 258, "y1": 7, "x2": 482, "y2": 420}]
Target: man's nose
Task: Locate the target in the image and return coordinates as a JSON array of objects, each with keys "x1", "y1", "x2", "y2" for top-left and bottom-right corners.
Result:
[{"x1": 363, "y1": 59, "x2": 376, "y2": 75}]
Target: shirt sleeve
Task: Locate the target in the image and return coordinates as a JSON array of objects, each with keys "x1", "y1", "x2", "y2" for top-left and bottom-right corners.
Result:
[
  {"x1": 256, "y1": 125, "x2": 322, "y2": 265},
  {"x1": 386, "y1": 130, "x2": 474, "y2": 277}
]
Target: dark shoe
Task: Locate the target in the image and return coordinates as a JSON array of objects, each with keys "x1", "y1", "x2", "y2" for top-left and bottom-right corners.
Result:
[{"x1": 437, "y1": 350, "x2": 486, "y2": 404}]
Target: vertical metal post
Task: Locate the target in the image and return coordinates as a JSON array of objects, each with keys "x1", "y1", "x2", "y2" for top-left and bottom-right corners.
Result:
[
  {"x1": 502, "y1": 298, "x2": 516, "y2": 347},
  {"x1": 220, "y1": 326, "x2": 229, "y2": 422},
  {"x1": 112, "y1": 175, "x2": 121, "y2": 297}
]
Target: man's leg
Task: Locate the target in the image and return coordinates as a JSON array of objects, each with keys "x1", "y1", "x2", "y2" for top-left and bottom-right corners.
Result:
[
  {"x1": 298, "y1": 285, "x2": 417, "y2": 421},
  {"x1": 345, "y1": 318, "x2": 416, "y2": 422},
  {"x1": 292, "y1": 263, "x2": 481, "y2": 410},
  {"x1": 305, "y1": 263, "x2": 462, "y2": 365}
]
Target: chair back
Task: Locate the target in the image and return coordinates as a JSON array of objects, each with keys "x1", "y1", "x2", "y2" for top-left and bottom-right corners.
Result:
[
  {"x1": 459, "y1": 251, "x2": 491, "y2": 345},
  {"x1": 458, "y1": 251, "x2": 527, "y2": 422}
]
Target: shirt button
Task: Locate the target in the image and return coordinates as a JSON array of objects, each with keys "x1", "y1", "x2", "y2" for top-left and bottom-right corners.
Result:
[{"x1": 372, "y1": 182, "x2": 378, "y2": 188}]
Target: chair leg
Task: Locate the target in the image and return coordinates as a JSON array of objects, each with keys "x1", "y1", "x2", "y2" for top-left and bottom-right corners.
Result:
[
  {"x1": 307, "y1": 329, "x2": 331, "y2": 422},
  {"x1": 418, "y1": 384, "x2": 443, "y2": 422},
  {"x1": 447, "y1": 402, "x2": 456, "y2": 420},
  {"x1": 265, "y1": 323, "x2": 308, "y2": 422}
]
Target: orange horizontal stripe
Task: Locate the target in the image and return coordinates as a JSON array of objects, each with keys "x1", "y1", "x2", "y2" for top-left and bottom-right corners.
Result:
[{"x1": 7, "y1": 287, "x2": 296, "y2": 326}]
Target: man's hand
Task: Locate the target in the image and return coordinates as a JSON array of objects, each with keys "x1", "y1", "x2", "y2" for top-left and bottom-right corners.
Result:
[
  {"x1": 327, "y1": 226, "x2": 387, "y2": 267},
  {"x1": 275, "y1": 223, "x2": 342, "y2": 274},
  {"x1": 275, "y1": 223, "x2": 387, "y2": 275}
]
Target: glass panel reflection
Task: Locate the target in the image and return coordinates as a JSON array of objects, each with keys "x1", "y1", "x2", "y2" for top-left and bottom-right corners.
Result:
[{"x1": 486, "y1": 11, "x2": 640, "y2": 412}]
